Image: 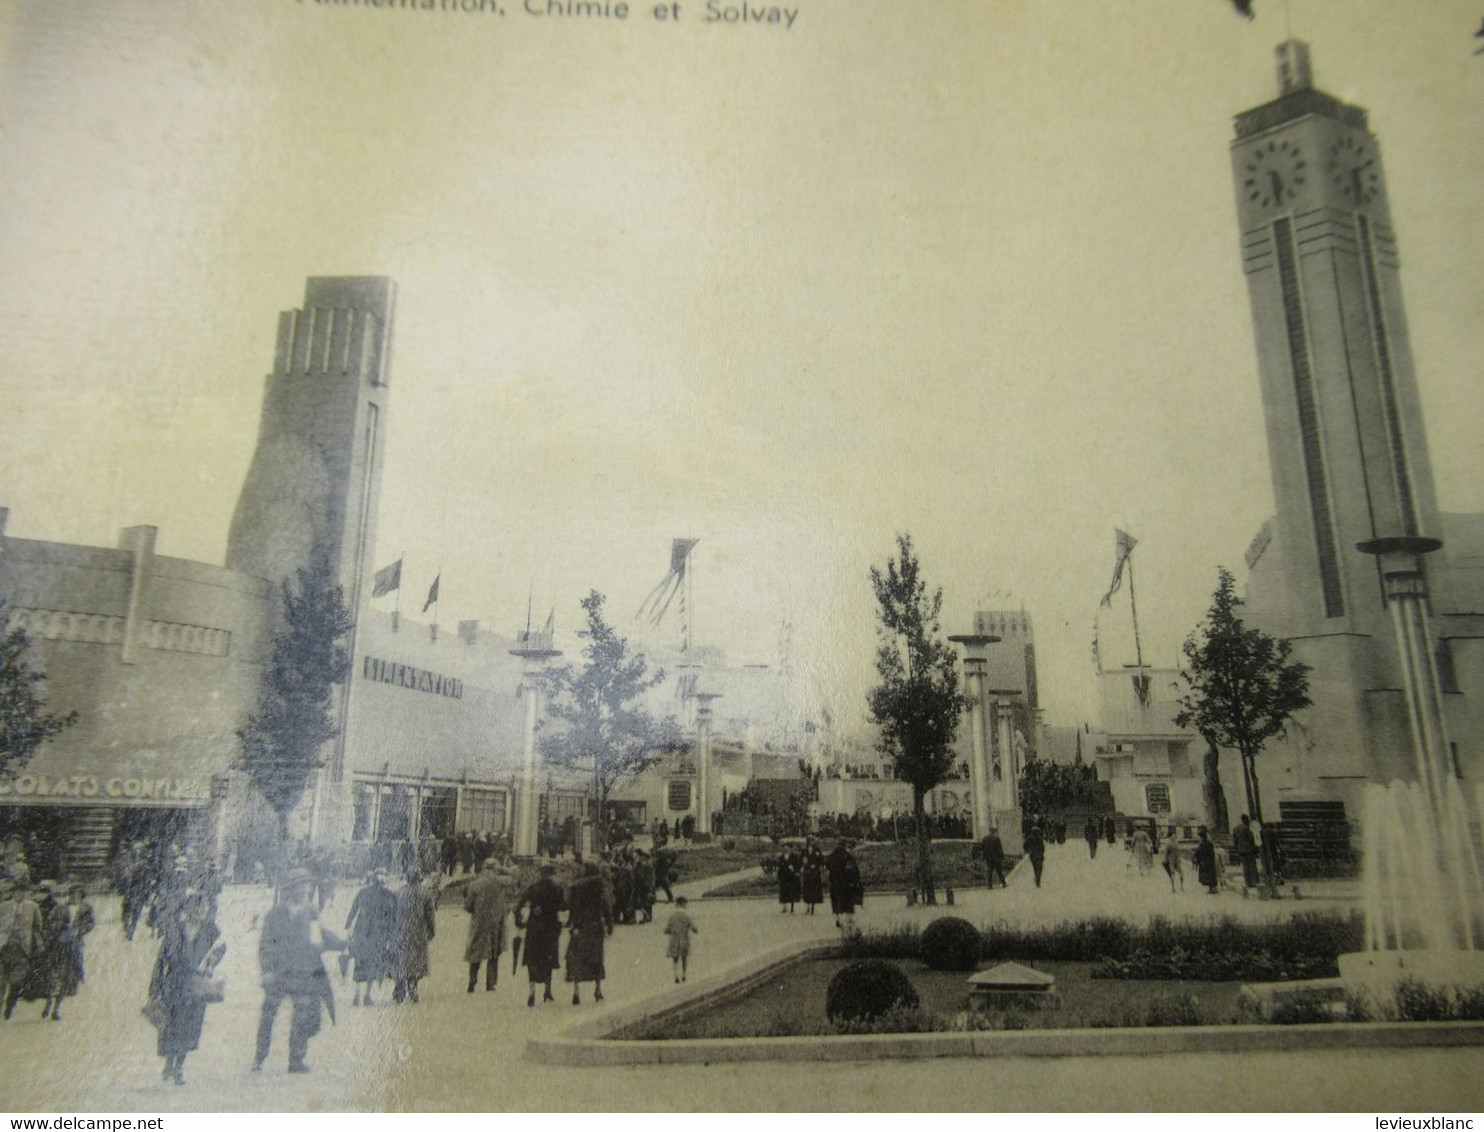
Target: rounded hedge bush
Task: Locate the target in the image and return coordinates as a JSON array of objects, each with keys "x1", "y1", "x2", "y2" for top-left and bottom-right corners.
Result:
[
  {"x1": 825, "y1": 960, "x2": 920, "y2": 1023},
  {"x1": 919, "y1": 916, "x2": 983, "y2": 971}
]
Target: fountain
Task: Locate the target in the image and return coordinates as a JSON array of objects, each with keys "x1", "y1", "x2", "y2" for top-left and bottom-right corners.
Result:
[
  {"x1": 1338, "y1": 777, "x2": 1484, "y2": 1003},
  {"x1": 1337, "y1": 537, "x2": 1484, "y2": 1008}
]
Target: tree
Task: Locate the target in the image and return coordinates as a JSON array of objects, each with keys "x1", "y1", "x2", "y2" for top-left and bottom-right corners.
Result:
[
  {"x1": 541, "y1": 591, "x2": 683, "y2": 852},
  {"x1": 237, "y1": 563, "x2": 353, "y2": 860},
  {"x1": 1175, "y1": 567, "x2": 1310, "y2": 886},
  {"x1": 0, "y1": 600, "x2": 78, "y2": 778},
  {"x1": 866, "y1": 534, "x2": 967, "y2": 905}
]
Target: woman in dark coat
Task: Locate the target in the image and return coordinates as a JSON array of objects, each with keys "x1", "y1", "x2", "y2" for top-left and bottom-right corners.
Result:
[
  {"x1": 564, "y1": 862, "x2": 612, "y2": 1005},
  {"x1": 1194, "y1": 827, "x2": 1220, "y2": 894},
  {"x1": 514, "y1": 864, "x2": 565, "y2": 1006},
  {"x1": 343, "y1": 870, "x2": 396, "y2": 1006},
  {"x1": 629, "y1": 852, "x2": 656, "y2": 925},
  {"x1": 800, "y1": 842, "x2": 825, "y2": 915},
  {"x1": 27, "y1": 882, "x2": 70, "y2": 1020},
  {"x1": 147, "y1": 893, "x2": 224, "y2": 1086},
  {"x1": 777, "y1": 851, "x2": 800, "y2": 913},
  {"x1": 826, "y1": 843, "x2": 861, "y2": 922}
]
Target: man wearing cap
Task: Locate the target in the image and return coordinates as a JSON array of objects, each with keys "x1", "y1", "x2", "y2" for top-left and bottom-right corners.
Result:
[
  {"x1": 253, "y1": 868, "x2": 340, "y2": 1074},
  {"x1": 0, "y1": 877, "x2": 43, "y2": 1020}
]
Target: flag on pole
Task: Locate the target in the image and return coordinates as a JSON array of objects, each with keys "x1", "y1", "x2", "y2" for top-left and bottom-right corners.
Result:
[
  {"x1": 636, "y1": 539, "x2": 699, "y2": 627},
  {"x1": 372, "y1": 558, "x2": 403, "y2": 599},
  {"x1": 423, "y1": 574, "x2": 440, "y2": 613},
  {"x1": 1100, "y1": 529, "x2": 1138, "y2": 608},
  {"x1": 541, "y1": 608, "x2": 554, "y2": 637}
]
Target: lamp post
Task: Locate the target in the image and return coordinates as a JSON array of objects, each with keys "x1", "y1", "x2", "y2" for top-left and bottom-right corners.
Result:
[
  {"x1": 695, "y1": 692, "x2": 722, "y2": 835},
  {"x1": 509, "y1": 639, "x2": 562, "y2": 858},
  {"x1": 948, "y1": 633, "x2": 1000, "y2": 837}
]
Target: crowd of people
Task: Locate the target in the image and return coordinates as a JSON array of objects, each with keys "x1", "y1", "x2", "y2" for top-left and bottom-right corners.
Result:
[
  {"x1": 0, "y1": 871, "x2": 94, "y2": 1023},
  {"x1": 771, "y1": 838, "x2": 865, "y2": 928},
  {"x1": 1, "y1": 799, "x2": 1296, "y2": 1091}
]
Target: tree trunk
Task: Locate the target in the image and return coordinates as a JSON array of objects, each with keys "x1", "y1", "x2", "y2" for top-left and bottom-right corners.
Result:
[
  {"x1": 913, "y1": 786, "x2": 935, "y2": 906},
  {"x1": 1201, "y1": 734, "x2": 1229, "y2": 836},
  {"x1": 274, "y1": 807, "x2": 291, "y2": 894},
  {"x1": 1244, "y1": 751, "x2": 1278, "y2": 895}
]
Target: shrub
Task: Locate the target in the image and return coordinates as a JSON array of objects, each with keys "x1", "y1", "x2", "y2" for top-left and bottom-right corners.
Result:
[
  {"x1": 825, "y1": 960, "x2": 920, "y2": 1023},
  {"x1": 1268, "y1": 998, "x2": 1337, "y2": 1025},
  {"x1": 1393, "y1": 978, "x2": 1455, "y2": 1022},
  {"x1": 841, "y1": 923, "x2": 919, "y2": 960},
  {"x1": 832, "y1": 1004, "x2": 938, "y2": 1035},
  {"x1": 1454, "y1": 986, "x2": 1484, "y2": 1021},
  {"x1": 1145, "y1": 994, "x2": 1202, "y2": 1027},
  {"x1": 920, "y1": 916, "x2": 983, "y2": 971}
]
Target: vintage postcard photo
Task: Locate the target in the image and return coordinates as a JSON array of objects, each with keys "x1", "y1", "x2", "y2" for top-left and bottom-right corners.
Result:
[{"x1": 1, "y1": 0, "x2": 1482, "y2": 1114}]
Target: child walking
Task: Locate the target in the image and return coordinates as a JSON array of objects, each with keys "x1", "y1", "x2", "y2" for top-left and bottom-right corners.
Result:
[{"x1": 663, "y1": 896, "x2": 698, "y2": 983}]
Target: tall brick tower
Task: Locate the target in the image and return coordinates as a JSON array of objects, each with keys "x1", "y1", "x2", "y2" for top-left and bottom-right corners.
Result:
[{"x1": 227, "y1": 278, "x2": 396, "y2": 828}]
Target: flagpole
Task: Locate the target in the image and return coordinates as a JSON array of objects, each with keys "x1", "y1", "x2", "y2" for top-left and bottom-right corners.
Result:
[
  {"x1": 395, "y1": 551, "x2": 404, "y2": 619},
  {"x1": 682, "y1": 547, "x2": 693, "y2": 654},
  {"x1": 1126, "y1": 543, "x2": 1144, "y2": 669}
]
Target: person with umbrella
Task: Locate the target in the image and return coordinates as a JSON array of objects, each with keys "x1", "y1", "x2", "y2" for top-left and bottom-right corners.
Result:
[{"x1": 253, "y1": 868, "x2": 343, "y2": 1075}]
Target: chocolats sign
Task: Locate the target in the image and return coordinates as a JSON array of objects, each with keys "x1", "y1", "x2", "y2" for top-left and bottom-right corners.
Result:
[{"x1": 0, "y1": 773, "x2": 209, "y2": 805}]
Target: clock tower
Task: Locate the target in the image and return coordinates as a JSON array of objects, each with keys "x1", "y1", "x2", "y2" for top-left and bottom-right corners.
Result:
[
  {"x1": 1231, "y1": 42, "x2": 1461, "y2": 795},
  {"x1": 1233, "y1": 41, "x2": 1442, "y2": 644}
]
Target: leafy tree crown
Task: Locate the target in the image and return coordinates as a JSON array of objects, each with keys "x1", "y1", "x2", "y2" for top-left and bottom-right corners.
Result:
[
  {"x1": 1174, "y1": 567, "x2": 1311, "y2": 761},
  {"x1": 0, "y1": 600, "x2": 78, "y2": 777},
  {"x1": 237, "y1": 563, "x2": 354, "y2": 820},
  {"x1": 540, "y1": 591, "x2": 683, "y2": 804},
  {"x1": 865, "y1": 534, "x2": 966, "y2": 795}
]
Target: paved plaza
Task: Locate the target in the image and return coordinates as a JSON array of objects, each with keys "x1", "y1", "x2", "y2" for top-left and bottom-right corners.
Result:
[{"x1": 3, "y1": 843, "x2": 1481, "y2": 1113}]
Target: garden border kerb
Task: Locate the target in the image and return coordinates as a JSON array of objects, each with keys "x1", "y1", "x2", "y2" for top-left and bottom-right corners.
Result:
[{"x1": 523, "y1": 939, "x2": 1484, "y2": 1067}]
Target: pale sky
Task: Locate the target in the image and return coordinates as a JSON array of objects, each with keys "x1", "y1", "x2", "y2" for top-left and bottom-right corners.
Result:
[{"x1": 1, "y1": 0, "x2": 1481, "y2": 735}]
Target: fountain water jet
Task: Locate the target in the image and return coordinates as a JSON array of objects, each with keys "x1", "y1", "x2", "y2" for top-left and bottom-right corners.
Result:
[{"x1": 1339, "y1": 779, "x2": 1484, "y2": 1002}]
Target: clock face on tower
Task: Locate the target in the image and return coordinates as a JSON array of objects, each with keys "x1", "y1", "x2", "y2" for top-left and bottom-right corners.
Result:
[
  {"x1": 1243, "y1": 138, "x2": 1307, "y2": 210},
  {"x1": 1327, "y1": 135, "x2": 1380, "y2": 206}
]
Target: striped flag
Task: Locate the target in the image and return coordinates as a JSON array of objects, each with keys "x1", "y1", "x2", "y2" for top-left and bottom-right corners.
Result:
[
  {"x1": 372, "y1": 558, "x2": 402, "y2": 598},
  {"x1": 1100, "y1": 529, "x2": 1137, "y2": 608},
  {"x1": 636, "y1": 538, "x2": 699, "y2": 627}
]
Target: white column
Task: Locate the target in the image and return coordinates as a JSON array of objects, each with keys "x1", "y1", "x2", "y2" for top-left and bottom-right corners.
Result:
[
  {"x1": 510, "y1": 645, "x2": 561, "y2": 857},
  {"x1": 989, "y1": 691, "x2": 1022, "y2": 815},
  {"x1": 695, "y1": 692, "x2": 721, "y2": 835},
  {"x1": 949, "y1": 633, "x2": 999, "y2": 838}
]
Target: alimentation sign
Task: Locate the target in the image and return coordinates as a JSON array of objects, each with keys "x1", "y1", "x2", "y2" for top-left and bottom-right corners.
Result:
[{"x1": 362, "y1": 655, "x2": 464, "y2": 700}]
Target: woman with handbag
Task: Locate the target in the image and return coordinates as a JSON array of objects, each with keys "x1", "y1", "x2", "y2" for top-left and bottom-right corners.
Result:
[{"x1": 147, "y1": 892, "x2": 225, "y2": 1086}]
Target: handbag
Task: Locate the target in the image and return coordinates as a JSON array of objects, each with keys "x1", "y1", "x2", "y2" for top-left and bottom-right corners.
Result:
[
  {"x1": 189, "y1": 974, "x2": 226, "y2": 1003},
  {"x1": 142, "y1": 997, "x2": 168, "y2": 1030}
]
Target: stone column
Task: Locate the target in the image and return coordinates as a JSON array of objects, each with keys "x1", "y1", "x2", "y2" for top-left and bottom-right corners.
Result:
[
  {"x1": 988, "y1": 689, "x2": 1023, "y2": 816},
  {"x1": 695, "y1": 692, "x2": 721, "y2": 835},
  {"x1": 949, "y1": 633, "x2": 999, "y2": 837},
  {"x1": 1357, "y1": 537, "x2": 1450, "y2": 808},
  {"x1": 510, "y1": 643, "x2": 561, "y2": 857}
]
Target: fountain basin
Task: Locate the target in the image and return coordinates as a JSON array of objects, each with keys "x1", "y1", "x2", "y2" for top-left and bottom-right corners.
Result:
[{"x1": 1339, "y1": 950, "x2": 1484, "y2": 998}]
